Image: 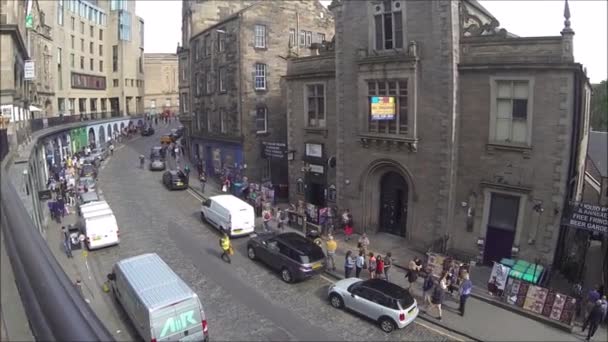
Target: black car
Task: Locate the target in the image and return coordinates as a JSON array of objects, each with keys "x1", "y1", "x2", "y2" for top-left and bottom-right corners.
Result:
[
  {"x1": 80, "y1": 163, "x2": 97, "y2": 178},
  {"x1": 141, "y1": 126, "x2": 155, "y2": 136},
  {"x1": 150, "y1": 146, "x2": 166, "y2": 160},
  {"x1": 162, "y1": 170, "x2": 188, "y2": 190},
  {"x1": 247, "y1": 232, "x2": 326, "y2": 283}
]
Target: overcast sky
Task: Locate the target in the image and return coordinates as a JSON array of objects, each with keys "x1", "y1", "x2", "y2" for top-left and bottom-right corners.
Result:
[{"x1": 136, "y1": 0, "x2": 607, "y2": 83}]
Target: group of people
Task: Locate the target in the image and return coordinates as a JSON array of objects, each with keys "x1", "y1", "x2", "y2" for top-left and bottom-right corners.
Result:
[{"x1": 578, "y1": 284, "x2": 607, "y2": 341}]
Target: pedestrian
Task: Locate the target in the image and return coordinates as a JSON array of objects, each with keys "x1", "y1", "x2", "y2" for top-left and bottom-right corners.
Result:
[
  {"x1": 343, "y1": 222, "x2": 353, "y2": 242},
  {"x1": 277, "y1": 209, "x2": 287, "y2": 231},
  {"x1": 573, "y1": 281, "x2": 584, "y2": 320},
  {"x1": 262, "y1": 207, "x2": 272, "y2": 232},
  {"x1": 368, "y1": 252, "x2": 377, "y2": 279},
  {"x1": 184, "y1": 164, "x2": 191, "y2": 180},
  {"x1": 585, "y1": 286, "x2": 601, "y2": 319},
  {"x1": 422, "y1": 275, "x2": 434, "y2": 307},
  {"x1": 459, "y1": 272, "x2": 473, "y2": 316},
  {"x1": 75, "y1": 278, "x2": 83, "y2": 297},
  {"x1": 376, "y1": 255, "x2": 384, "y2": 279},
  {"x1": 383, "y1": 252, "x2": 393, "y2": 281},
  {"x1": 199, "y1": 171, "x2": 207, "y2": 193},
  {"x1": 344, "y1": 251, "x2": 355, "y2": 278},
  {"x1": 326, "y1": 235, "x2": 337, "y2": 271},
  {"x1": 599, "y1": 295, "x2": 607, "y2": 322},
  {"x1": 62, "y1": 226, "x2": 73, "y2": 258},
  {"x1": 582, "y1": 300, "x2": 604, "y2": 341},
  {"x1": 355, "y1": 251, "x2": 365, "y2": 278},
  {"x1": 342, "y1": 209, "x2": 352, "y2": 228},
  {"x1": 406, "y1": 257, "x2": 422, "y2": 291},
  {"x1": 431, "y1": 278, "x2": 447, "y2": 320},
  {"x1": 109, "y1": 142, "x2": 114, "y2": 155},
  {"x1": 358, "y1": 233, "x2": 370, "y2": 255},
  {"x1": 219, "y1": 232, "x2": 232, "y2": 264}
]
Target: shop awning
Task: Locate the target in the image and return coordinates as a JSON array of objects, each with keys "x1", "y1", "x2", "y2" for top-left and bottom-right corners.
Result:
[{"x1": 29, "y1": 105, "x2": 43, "y2": 112}]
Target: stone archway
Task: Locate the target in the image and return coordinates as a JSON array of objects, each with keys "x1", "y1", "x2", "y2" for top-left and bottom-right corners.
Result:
[
  {"x1": 88, "y1": 127, "x2": 96, "y2": 147},
  {"x1": 359, "y1": 159, "x2": 416, "y2": 238},
  {"x1": 98, "y1": 126, "x2": 106, "y2": 147}
]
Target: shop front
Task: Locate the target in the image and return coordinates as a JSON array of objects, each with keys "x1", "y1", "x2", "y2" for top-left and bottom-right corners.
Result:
[
  {"x1": 190, "y1": 138, "x2": 244, "y2": 180},
  {"x1": 260, "y1": 141, "x2": 289, "y2": 201}
]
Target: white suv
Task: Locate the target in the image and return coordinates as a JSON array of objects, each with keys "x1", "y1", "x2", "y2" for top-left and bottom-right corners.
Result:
[{"x1": 328, "y1": 278, "x2": 418, "y2": 333}]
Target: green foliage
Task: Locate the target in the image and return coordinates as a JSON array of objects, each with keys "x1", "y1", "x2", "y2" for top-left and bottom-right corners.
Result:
[{"x1": 590, "y1": 80, "x2": 608, "y2": 132}]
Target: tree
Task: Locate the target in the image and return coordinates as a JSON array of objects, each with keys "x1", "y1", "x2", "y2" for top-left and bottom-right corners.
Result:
[{"x1": 590, "y1": 80, "x2": 608, "y2": 132}]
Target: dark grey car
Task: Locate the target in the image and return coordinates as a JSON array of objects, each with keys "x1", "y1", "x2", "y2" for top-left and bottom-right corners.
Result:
[{"x1": 246, "y1": 232, "x2": 326, "y2": 283}]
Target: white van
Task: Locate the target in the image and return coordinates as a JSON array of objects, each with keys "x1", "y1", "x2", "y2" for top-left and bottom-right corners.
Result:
[
  {"x1": 81, "y1": 208, "x2": 119, "y2": 250},
  {"x1": 200, "y1": 194, "x2": 255, "y2": 237},
  {"x1": 108, "y1": 253, "x2": 209, "y2": 342},
  {"x1": 79, "y1": 200, "x2": 110, "y2": 216}
]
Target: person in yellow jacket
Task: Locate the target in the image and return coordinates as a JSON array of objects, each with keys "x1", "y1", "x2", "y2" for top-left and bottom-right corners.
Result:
[
  {"x1": 326, "y1": 235, "x2": 337, "y2": 271},
  {"x1": 220, "y1": 232, "x2": 232, "y2": 263}
]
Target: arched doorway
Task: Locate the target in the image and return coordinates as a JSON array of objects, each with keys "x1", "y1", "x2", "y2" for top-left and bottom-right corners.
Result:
[
  {"x1": 379, "y1": 172, "x2": 409, "y2": 237},
  {"x1": 107, "y1": 124, "x2": 112, "y2": 141},
  {"x1": 98, "y1": 126, "x2": 106, "y2": 146},
  {"x1": 88, "y1": 127, "x2": 96, "y2": 147}
]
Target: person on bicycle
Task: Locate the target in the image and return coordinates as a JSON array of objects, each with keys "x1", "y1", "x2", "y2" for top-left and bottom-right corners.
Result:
[
  {"x1": 219, "y1": 232, "x2": 231, "y2": 263},
  {"x1": 139, "y1": 154, "x2": 145, "y2": 168}
]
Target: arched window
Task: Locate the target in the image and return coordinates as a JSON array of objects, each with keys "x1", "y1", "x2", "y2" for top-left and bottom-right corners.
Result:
[
  {"x1": 327, "y1": 184, "x2": 337, "y2": 202},
  {"x1": 296, "y1": 178, "x2": 304, "y2": 194}
]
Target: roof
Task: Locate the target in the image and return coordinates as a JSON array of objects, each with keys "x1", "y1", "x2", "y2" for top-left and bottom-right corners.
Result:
[
  {"x1": 210, "y1": 194, "x2": 251, "y2": 208},
  {"x1": 362, "y1": 279, "x2": 412, "y2": 300},
  {"x1": 79, "y1": 191, "x2": 99, "y2": 203},
  {"x1": 277, "y1": 233, "x2": 323, "y2": 257},
  {"x1": 116, "y1": 253, "x2": 195, "y2": 311},
  {"x1": 588, "y1": 131, "x2": 608, "y2": 177}
]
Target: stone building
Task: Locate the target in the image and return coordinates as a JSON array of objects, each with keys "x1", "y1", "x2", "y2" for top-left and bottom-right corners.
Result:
[
  {"x1": 183, "y1": 0, "x2": 334, "y2": 196},
  {"x1": 143, "y1": 53, "x2": 179, "y2": 116},
  {"x1": 39, "y1": 0, "x2": 145, "y2": 118},
  {"x1": 285, "y1": 0, "x2": 591, "y2": 266}
]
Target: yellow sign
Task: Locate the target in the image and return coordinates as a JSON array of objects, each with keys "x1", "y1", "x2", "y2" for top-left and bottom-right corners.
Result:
[{"x1": 370, "y1": 96, "x2": 396, "y2": 121}]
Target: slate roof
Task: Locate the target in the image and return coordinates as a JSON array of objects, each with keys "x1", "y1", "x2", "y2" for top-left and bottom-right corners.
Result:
[{"x1": 588, "y1": 131, "x2": 608, "y2": 178}]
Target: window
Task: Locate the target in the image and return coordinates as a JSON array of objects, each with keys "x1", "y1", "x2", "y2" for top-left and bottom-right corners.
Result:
[
  {"x1": 317, "y1": 33, "x2": 326, "y2": 43},
  {"x1": 138, "y1": 48, "x2": 143, "y2": 73},
  {"x1": 299, "y1": 30, "x2": 305, "y2": 47},
  {"x1": 254, "y1": 63, "x2": 266, "y2": 90},
  {"x1": 204, "y1": 34, "x2": 211, "y2": 56},
  {"x1": 306, "y1": 84, "x2": 325, "y2": 128},
  {"x1": 90, "y1": 58, "x2": 94, "y2": 71},
  {"x1": 71, "y1": 16, "x2": 75, "y2": 30},
  {"x1": 57, "y1": 48, "x2": 63, "y2": 90},
  {"x1": 218, "y1": 67, "x2": 226, "y2": 92},
  {"x1": 71, "y1": 35, "x2": 75, "y2": 49},
  {"x1": 80, "y1": 21, "x2": 84, "y2": 34},
  {"x1": 206, "y1": 109, "x2": 212, "y2": 132},
  {"x1": 305, "y1": 31, "x2": 312, "y2": 47},
  {"x1": 57, "y1": 0, "x2": 64, "y2": 26},
  {"x1": 256, "y1": 106, "x2": 268, "y2": 133},
  {"x1": 327, "y1": 184, "x2": 337, "y2": 202},
  {"x1": 289, "y1": 29, "x2": 296, "y2": 47},
  {"x1": 492, "y1": 79, "x2": 532, "y2": 145},
  {"x1": 112, "y1": 45, "x2": 118, "y2": 71},
  {"x1": 111, "y1": 0, "x2": 128, "y2": 11},
  {"x1": 139, "y1": 20, "x2": 144, "y2": 47},
  {"x1": 217, "y1": 28, "x2": 226, "y2": 52},
  {"x1": 205, "y1": 71, "x2": 212, "y2": 94},
  {"x1": 254, "y1": 24, "x2": 266, "y2": 48},
  {"x1": 99, "y1": 44, "x2": 103, "y2": 56},
  {"x1": 90, "y1": 25, "x2": 94, "y2": 38},
  {"x1": 80, "y1": 38, "x2": 84, "y2": 52},
  {"x1": 196, "y1": 73, "x2": 203, "y2": 96},
  {"x1": 193, "y1": 39, "x2": 199, "y2": 60},
  {"x1": 119, "y1": 11, "x2": 131, "y2": 41},
  {"x1": 367, "y1": 80, "x2": 408, "y2": 135},
  {"x1": 99, "y1": 60, "x2": 103, "y2": 72},
  {"x1": 296, "y1": 178, "x2": 304, "y2": 194},
  {"x1": 113, "y1": 79, "x2": 118, "y2": 87},
  {"x1": 58, "y1": 98, "x2": 65, "y2": 114},
  {"x1": 218, "y1": 109, "x2": 227, "y2": 133},
  {"x1": 99, "y1": 29, "x2": 103, "y2": 40},
  {"x1": 374, "y1": 0, "x2": 404, "y2": 50},
  {"x1": 68, "y1": 98, "x2": 75, "y2": 115},
  {"x1": 70, "y1": 53, "x2": 75, "y2": 67},
  {"x1": 89, "y1": 42, "x2": 94, "y2": 53},
  {"x1": 80, "y1": 56, "x2": 84, "y2": 69}
]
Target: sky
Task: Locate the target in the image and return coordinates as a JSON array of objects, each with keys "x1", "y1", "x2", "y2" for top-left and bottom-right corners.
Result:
[{"x1": 136, "y1": 0, "x2": 607, "y2": 83}]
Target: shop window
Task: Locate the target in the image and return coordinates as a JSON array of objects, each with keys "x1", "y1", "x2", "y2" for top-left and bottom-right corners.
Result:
[
  {"x1": 327, "y1": 184, "x2": 337, "y2": 202},
  {"x1": 296, "y1": 178, "x2": 305, "y2": 194}
]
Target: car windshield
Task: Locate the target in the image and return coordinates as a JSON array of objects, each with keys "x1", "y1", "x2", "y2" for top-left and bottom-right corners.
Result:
[{"x1": 82, "y1": 165, "x2": 94, "y2": 172}]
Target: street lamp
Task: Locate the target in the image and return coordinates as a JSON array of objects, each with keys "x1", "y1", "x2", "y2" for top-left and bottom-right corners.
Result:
[{"x1": 22, "y1": 169, "x2": 29, "y2": 195}]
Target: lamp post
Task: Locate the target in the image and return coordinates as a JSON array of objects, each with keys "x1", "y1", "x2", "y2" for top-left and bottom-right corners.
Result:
[{"x1": 22, "y1": 169, "x2": 29, "y2": 196}]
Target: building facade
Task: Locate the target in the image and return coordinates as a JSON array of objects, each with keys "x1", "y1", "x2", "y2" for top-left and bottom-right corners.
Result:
[
  {"x1": 183, "y1": 0, "x2": 334, "y2": 197},
  {"x1": 143, "y1": 53, "x2": 179, "y2": 116},
  {"x1": 285, "y1": 0, "x2": 591, "y2": 266},
  {"x1": 39, "y1": 0, "x2": 145, "y2": 120}
]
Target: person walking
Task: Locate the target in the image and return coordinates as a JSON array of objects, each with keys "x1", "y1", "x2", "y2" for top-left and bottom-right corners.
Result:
[
  {"x1": 431, "y1": 278, "x2": 447, "y2": 320},
  {"x1": 585, "y1": 286, "x2": 601, "y2": 319},
  {"x1": 109, "y1": 142, "x2": 114, "y2": 156},
  {"x1": 406, "y1": 257, "x2": 422, "y2": 291},
  {"x1": 422, "y1": 275, "x2": 435, "y2": 307},
  {"x1": 343, "y1": 221, "x2": 353, "y2": 242},
  {"x1": 368, "y1": 253, "x2": 377, "y2": 279},
  {"x1": 277, "y1": 209, "x2": 287, "y2": 231},
  {"x1": 355, "y1": 251, "x2": 365, "y2": 278},
  {"x1": 219, "y1": 232, "x2": 232, "y2": 264},
  {"x1": 199, "y1": 171, "x2": 207, "y2": 193},
  {"x1": 326, "y1": 235, "x2": 337, "y2": 271},
  {"x1": 62, "y1": 226, "x2": 73, "y2": 258},
  {"x1": 262, "y1": 207, "x2": 272, "y2": 232},
  {"x1": 376, "y1": 255, "x2": 384, "y2": 279},
  {"x1": 358, "y1": 233, "x2": 370, "y2": 255},
  {"x1": 458, "y1": 272, "x2": 473, "y2": 316},
  {"x1": 184, "y1": 164, "x2": 191, "y2": 181},
  {"x1": 582, "y1": 300, "x2": 604, "y2": 341},
  {"x1": 383, "y1": 252, "x2": 393, "y2": 281},
  {"x1": 344, "y1": 251, "x2": 355, "y2": 278}
]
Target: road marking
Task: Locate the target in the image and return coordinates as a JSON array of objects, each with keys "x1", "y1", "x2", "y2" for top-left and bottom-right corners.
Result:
[
  {"x1": 187, "y1": 189, "x2": 203, "y2": 201},
  {"x1": 320, "y1": 275, "x2": 335, "y2": 283}
]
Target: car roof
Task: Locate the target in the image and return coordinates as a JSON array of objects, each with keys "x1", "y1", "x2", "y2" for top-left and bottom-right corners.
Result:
[
  {"x1": 276, "y1": 232, "x2": 320, "y2": 255},
  {"x1": 361, "y1": 279, "x2": 412, "y2": 299},
  {"x1": 80, "y1": 192, "x2": 99, "y2": 202},
  {"x1": 210, "y1": 194, "x2": 251, "y2": 208},
  {"x1": 152, "y1": 146, "x2": 163, "y2": 150}
]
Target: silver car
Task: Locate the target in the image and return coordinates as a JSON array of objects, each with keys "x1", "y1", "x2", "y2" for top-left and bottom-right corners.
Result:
[
  {"x1": 149, "y1": 158, "x2": 166, "y2": 171},
  {"x1": 328, "y1": 278, "x2": 418, "y2": 333}
]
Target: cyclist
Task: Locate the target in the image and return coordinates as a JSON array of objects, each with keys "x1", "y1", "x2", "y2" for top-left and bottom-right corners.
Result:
[
  {"x1": 219, "y1": 232, "x2": 231, "y2": 263},
  {"x1": 139, "y1": 154, "x2": 145, "y2": 168}
]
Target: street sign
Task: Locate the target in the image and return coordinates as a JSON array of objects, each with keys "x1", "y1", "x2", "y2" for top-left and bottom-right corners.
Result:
[
  {"x1": 24, "y1": 60, "x2": 35, "y2": 80},
  {"x1": 25, "y1": 14, "x2": 33, "y2": 28}
]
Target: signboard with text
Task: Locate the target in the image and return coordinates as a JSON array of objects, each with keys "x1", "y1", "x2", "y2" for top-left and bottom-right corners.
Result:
[
  {"x1": 24, "y1": 60, "x2": 35, "y2": 80},
  {"x1": 370, "y1": 96, "x2": 395, "y2": 121},
  {"x1": 261, "y1": 141, "x2": 287, "y2": 160},
  {"x1": 563, "y1": 201, "x2": 608, "y2": 234}
]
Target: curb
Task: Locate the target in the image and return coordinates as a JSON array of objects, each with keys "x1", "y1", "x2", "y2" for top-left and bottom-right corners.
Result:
[{"x1": 323, "y1": 270, "x2": 483, "y2": 342}]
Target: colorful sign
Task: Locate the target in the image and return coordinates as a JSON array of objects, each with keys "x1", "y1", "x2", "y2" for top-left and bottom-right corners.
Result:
[
  {"x1": 370, "y1": 96, "x2": 396, "y2": 121},
  {"x1": 160, "y1": 310, "x2": 198, "y2": 338},
  {"x1": 563, "y1": 201, "x2": 608, "y2": 234},
  {"x1": 25, "y1": 14, "x2": 33, "y2": 28}
]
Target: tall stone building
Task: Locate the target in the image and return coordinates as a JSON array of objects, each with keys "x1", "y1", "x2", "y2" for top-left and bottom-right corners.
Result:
[
  {"x1": 143, "y1": 53, "x2": 179, "y2": 116},
  {"x1": 285, "y1": 0, "x2": 591, "y2": 266},
  {"x1": 39, "y1": 0, "x2": 145, "y2": 119},
  {"x1": 182, "y1": 0, "x2": 334, "y2": 197}
]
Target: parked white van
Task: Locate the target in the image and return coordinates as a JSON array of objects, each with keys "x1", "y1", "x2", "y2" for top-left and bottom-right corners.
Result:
[
  {"x1": 79, "y1": 200, "x2": 110, "y2": 216},
  {"x1": 200, "y1": 194, "x2": 255, "y2": 237},
  {"x1": 81, "y1": 207, "x2": 119, "y2": 250},
  {"x1": 108, "y1": 253, "x2": 209, "y2": 342}
]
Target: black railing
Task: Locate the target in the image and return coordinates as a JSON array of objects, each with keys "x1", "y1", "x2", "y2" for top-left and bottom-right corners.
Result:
[{"x1": 29, "y1": 112, "x2": 122, "y2": 133}]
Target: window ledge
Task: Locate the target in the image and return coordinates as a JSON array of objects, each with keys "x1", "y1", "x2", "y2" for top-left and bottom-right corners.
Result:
[
  {"x1": 304, "y1": 127, "x2": 328, "y2": 136},
  {"x1": 256, "y1": 131, "x2": 270, "y2": 137},
  {"x1": 254, "y1": 46, "x2": 268, "y2": 51},
  {"x1": 486, "y1": 142, "x2": 532, "y2": 155},
  {"x1": 358, "y1": 133, "x2": 418, "y2": 151}
]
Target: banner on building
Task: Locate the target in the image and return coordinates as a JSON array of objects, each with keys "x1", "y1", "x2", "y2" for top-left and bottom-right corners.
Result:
[
  {"x1": 261, "y1": 141, "x2": 287, "y2": 159},
  {"x1": 370, "y1": 96, "x2": 395, "y2": 121},
  {"x1": 24, "y1": 60, "x2": 35, "y2": 80},
  {"x1": 563, "y1": 201, "x2": 608, "y2": 234}
]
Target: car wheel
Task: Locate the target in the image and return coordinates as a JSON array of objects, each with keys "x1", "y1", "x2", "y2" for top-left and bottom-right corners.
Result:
[
  {"x1": 379, "y1": 317, "x2": 396, "y2": 333},
  {"x1": 281, "y1": 268, "x2": 293, "y2": 283},
  {"x1": 247, "y1": 246, "x2": 256, "y2": 260},
  {"x1": 329, "y1": 293, "x2": 344, "y2": 309}
]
